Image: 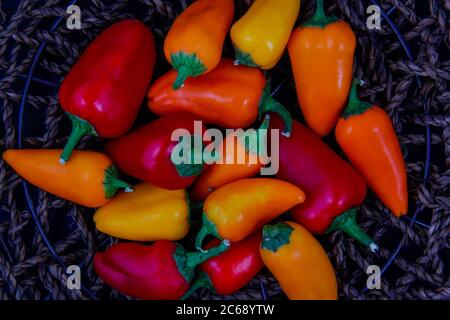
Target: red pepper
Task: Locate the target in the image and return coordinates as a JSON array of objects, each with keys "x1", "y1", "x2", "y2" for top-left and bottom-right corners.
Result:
[
  {"x1": 105, "y1": 115, "x2": 207, "y2": 190},
  {"x1": 270, "y1": 115, "x2": 378, "y2": 251},
  {"x1": 59, "y1": 19, "x2": 156, "y2": 163},
  {"x1": 94, "y1": 240, "x2": 229, "y2": 300},
  {"x1": 147, "y1": 59, "x2": 292, "y2": 135},
  {"x1": 182, "y1": 232, "x2": 263, "y2": 298}
]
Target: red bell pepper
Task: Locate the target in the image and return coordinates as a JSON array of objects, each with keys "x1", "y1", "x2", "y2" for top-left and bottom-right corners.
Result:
[
  {"x1": 94, "y1": 240, "x2": 229, "y2": 300},
  {"x1": 182, "y1": 231, "x2": 263, "y2": 299},
  {"x1": 105, "y1": 115, "x2": 207, "y2": 190},
  {"x1": 59, "y1": 19, "x2": 156, "y2": 163},
  {"x1": 270, "y1": 115, "x2": 378, "y2": 251}
]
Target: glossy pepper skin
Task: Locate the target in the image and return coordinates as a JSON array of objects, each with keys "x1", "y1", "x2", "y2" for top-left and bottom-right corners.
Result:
[
  {"x1": 195, "y1": 178, "x2": 305, "y2": 249},
  {"x1": 94, "y1": 240, "x2": 230, "y2": 300},
  {"x1": 231, "y1": 0, "x2": 301, "y2": 69},
  {"x1": 288, "y1": 0, "x2": 355, "y2": 136},
  {"x1": 59, "y1": 19, "x2": 156, "y2": 163},
  {"x1": 191, "y1": 116, "x2": 269, "y2": 201},
  {"x1": 261, "y1": 222, "x2": 337, "y2": 300},
  {"x1": 105, "y1": 115, "x2": 206, "y2": 190},
  {"x1": 270, "y1": 116, "x2": 378, "y2": 251},
  {"x1": 3, "y1": 149, "x2": 132, "y2": 208},
  {"x1": 147, "y1": 59, "x2": 292, "y2": 135},
  {"x1": 94, "y1": 183, "x2": 190, "y2": 241},
  {"x1": 164, "y1": 0, "x2": 234, "y2": 89},
  {"x1": 336, "y1": 81, "x2": 408, "y2": 217},
  {"x1": 183, "y1": 232, "x2": 264, "y2": 298}
]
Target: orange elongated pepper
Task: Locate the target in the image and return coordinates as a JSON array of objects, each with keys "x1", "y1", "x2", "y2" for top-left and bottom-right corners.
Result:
[
  {"x1": 288, "y1": 0, "x2": 355, "y2": 136},
  {"x1": 164, "y1": 0, "x2": 234, "y2": 89},
  {"x1": 191, "y1": 116, "x2": 270, "y2": 201},
  {"x1": 94, "y1": 183, "x2": 190, "y2": 241},
  {"x1": 335, "y1": 80, "x2": 408, "y2": 216},
  {"x1": 260, "y1": 221, "x2": 337, "y2": 300},
  {"x1": 3, "y1": 149, "x2": 132, "y2": 208},
  {"x1": 195, "y1": 178, "x2": 305, "y2": 249}
]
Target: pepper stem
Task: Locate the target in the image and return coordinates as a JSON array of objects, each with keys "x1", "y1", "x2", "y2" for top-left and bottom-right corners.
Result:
[
  {"x1": 180, "y1": 272, "x2": 214, "y2": 300},
  {"x1": 302, "y1": 0, "x2": 338, "y2": 28},
  {"x1": 173, "y1": 65, "x2": 189, "y2": 90},
  {"x1": 103, "y1": 165, "x2": 133, "y2": 199},
  {"x1": 59, "y1": 113, "x2": 97, "y2": 164},
  {"x1": 195, "y1": 213, "x2": 221, "y2": 251},
  {"x1": 258, "y1": 84, "x2": 292, "y2": 137},
  {"x1": 326, "y1": 208, "x2": 379, "y2": 252},
  {"x1": 234, "y1": 46, "x2": 259, "y2": 68},
  {"x1": 261, "y1": 222, "x2": 294, "y2": 252},
  {"x1": 186, "y1": 240, "x2": 230, "y2": 272},
  {"x1": 174, "y1": 240, "x2": 230, "y2": 284},
  {"x1": 170, "y1": 52, "x2": 207, "y2": 90},
  {"x1": 341, "y1": 79, "x2": 373, "y2": 119}
]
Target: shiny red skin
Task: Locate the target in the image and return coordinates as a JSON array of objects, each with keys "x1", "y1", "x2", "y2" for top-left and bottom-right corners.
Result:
[
  {"x1": 200, "y1": 232, "x2": 263, "y2": 295},
  {"x1": 271, "y1": 116, "x2": 367, "y2": 233},
  {"x1": 94, "y1": 241, "x2": 188, "y2": 300},
  {"x1": 59, "y1": 19, "x2": 156, "y2": 137},
  {"x1": 105, "y1": 115, "x2": 205, "y2": 190}
]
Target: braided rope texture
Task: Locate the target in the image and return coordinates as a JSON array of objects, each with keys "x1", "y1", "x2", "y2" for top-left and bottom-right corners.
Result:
[{"x1": 0, "y1": 0, "x2": 448, "y2": 300}]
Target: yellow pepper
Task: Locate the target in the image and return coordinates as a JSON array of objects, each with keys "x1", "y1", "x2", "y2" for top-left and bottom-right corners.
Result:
[
  {"x1": 230, "y1": 0, "x2": 301, "y2": 69},
  {"x1": 94, "y1": 183, "x2": 189, "y2": 241}
]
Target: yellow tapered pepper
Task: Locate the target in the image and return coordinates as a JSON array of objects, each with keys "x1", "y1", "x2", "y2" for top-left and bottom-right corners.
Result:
[
  {"x1": 94, "y1": 183, "x2": 189, "y2": 241},
  {"x1": 230, "y1": 0, "x2": 301, "y2": 69}
]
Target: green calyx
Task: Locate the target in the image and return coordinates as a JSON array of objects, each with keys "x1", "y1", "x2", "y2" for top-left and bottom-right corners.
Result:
[
  {"x1": 341, "y1": 79, "x2": 373, "y2": 119},
  {"x1": 234, "y1": 46, "x2": 260, "y2": 68},
  {"x1": 103, "y1": 165, "x2": 133, "y2": 199},
  {"x1": 302, "y1": 0, "x2": 338, "y2": 28},
  {"x1": 180, "y1": 271, "x2": 215, "y2": 300},
  {"x1": 171, "y1": 51, "x2": 207, "y2": 90},
  {"x1": 171, "y1": 134, "x2": 220, "y2": 178},
  {"x1": 195, "y1": 213, "x2": 221, "y2": 251},
  {"x1": 258, "y1": 82, "x2": 292, "y2": 137},
  {"x1": 326, "y1": 208, "x2": 379, "y2": 252},
  {"x1": 60, "y1": 112, "x2": 98, "y2": 164},
  {"x1": 261, "y1": 222, "x2": 294, "y2": 253},
  {"x1": 174, "y1": 240, "x2": 230, "y2": 284}
]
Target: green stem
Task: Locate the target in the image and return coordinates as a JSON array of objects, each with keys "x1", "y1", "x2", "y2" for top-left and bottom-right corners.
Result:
[
  {"x1": 261, "y1": 222, "x2": 294, "y2": 253},
  {"x1": 180, "y1": 272, "x2": 214, "y2": 300},
  {"x1": 302, "y1": 0, "x2": 338, "y2": 28},
  {"x1": 341, "y1": 79, "x2": 373, "y2": 119},
  {"x1": 173, "y1": 65, "x2": 189, "y2": 90},
  {"x1": 258, "y1": 84, "x2": 292, "y2": 137},
  {"x1": 174, "y1": 240, "x2": 230, "y2": 284},
  {"x1": 171, "y1": 134, "x2": 207, "y2": 177},
  {"x1": 103, "y1": 165, "x2": 133, "y2": 199},
  {"x1": 234, "y1": 46, "x2": 259, "y2": 68},
  {"x1": 59, "y1": 113, "x2": 97, "y2": 164},
  {"x1": 195, "y1": 213, "x2": 221, "y2": 251},
  {"x1": 171, "y1": 52, "x2": 207, "y2": 90},
  {"x1": 326, "y1": 208, "x2": 379, "y2": 252}
]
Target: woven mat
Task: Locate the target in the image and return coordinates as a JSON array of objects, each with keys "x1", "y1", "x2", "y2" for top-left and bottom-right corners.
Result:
[{"x1": 0, "y1": 0, "x2": 448, "y2": 300}]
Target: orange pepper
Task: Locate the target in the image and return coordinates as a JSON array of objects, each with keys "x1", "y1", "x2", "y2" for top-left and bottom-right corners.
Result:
[
  {"x1": 191, "y1": 116, "x2": 270, "y2": 202},
  {"x1": 195, "y1": 178, "x2": 305, "y2": 249},
  {"x1": 288, "y1": 0, "x2": 355, "y2": 136},
  {"x1": 164, "y1": 0, "x2": 234, "y2": 89},
  {"x1": 260, "y1": 221, "x2": 337, "y2": 300},
  {"x1": 335, "y1": 80, "x2": 408, "y2": 216},
  {"x1": 2, "y1": 149, "x2": 132, "y2": 208}
]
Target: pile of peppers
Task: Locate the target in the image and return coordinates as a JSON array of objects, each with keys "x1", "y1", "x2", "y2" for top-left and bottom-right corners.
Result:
[{"x1": 3, "y1": 0, "x2": 410, "y2": 300}]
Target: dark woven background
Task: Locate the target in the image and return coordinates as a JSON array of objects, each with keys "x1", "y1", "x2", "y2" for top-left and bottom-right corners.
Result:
[{"x1": 0, "y1": 0, "x2": 449, "y2": 300}]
